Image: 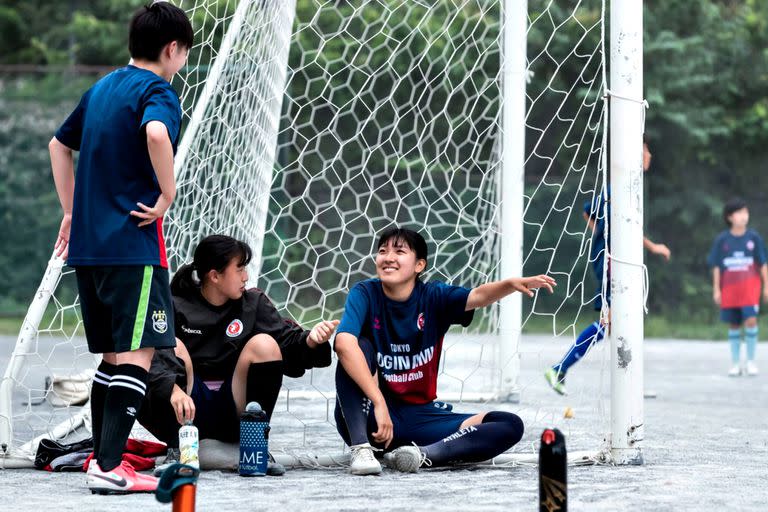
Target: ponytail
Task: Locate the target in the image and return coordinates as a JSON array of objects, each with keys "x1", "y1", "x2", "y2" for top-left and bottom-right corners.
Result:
[{"x1": 171, "y1": 235, "x2": 253, "y2": 297}]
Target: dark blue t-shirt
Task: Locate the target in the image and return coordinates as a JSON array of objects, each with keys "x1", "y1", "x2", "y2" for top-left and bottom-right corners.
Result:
[
  {"x1": 584, "y1": 187, "x2": 609, "y2": 285},
  {"x1": 55, "y1": 65, "x2": 182, "y2": 267},
  {"x1": 337, "y1": 279, "x2": 474, "y2": 404}
]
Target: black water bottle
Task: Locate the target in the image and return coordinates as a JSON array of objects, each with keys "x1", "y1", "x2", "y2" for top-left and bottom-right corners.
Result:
[{"x1": 539, "y1": 428, "x2": 567, "y2": 512}]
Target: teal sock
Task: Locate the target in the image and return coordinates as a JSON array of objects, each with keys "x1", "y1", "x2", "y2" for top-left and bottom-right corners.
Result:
[
  {"x1": 745, "y1": 326, "x2": 758, "y2": 361},
  {"x1": 728, "y1": 329, "x2": 742, "y2": 364}
]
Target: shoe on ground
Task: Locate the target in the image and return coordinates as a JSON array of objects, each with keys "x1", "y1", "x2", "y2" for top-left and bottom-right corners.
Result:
[
  {"x1": 728, "y1": 365, "x2": 741, "y2": 377},
  {"x1": 544, "y1": 368, "x2": 568, "y2": 395},
  {"x1": 383, "y1": 445, "x2": 427, "y2": 473},
  {"x1": 267, "y1": 452, "x2": 286, "y2": 476},
  {"x1": 746, "y1": 361, "x2": 759, "y2": 376},
  {"x1": 349, "y1": 443, "x2": 381, "y2": 475},
  {"x1": 87, "y1": 460, "x2": 158, "y2": 494},
  {"x1": 153, "y1": 448, "x2": 180, "y2": 476}
]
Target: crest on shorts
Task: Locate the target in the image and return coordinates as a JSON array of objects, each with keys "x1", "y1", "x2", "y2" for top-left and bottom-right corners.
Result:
[
  {"x1": 417, "y1": 312, "x2": 425, "y2": 331},
  {"x1": 152, "y1": 310, "x2": 168, "y2": 334},
  {"x1": 226, "y1": 319, "x2": 243, "y2": 338}
]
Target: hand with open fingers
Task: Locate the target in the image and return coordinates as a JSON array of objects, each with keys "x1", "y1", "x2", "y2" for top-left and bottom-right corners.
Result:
[
  {"x1": 512, "y1": 275, "x2": 556, "y2": 297},
  {"x1": 170, "y1": 386, "x2": 196, "y2": 425},
  {"x1": 130, "y1": 200, "x2": 168, "y2": 227},
  {"x1": 308, "y1": 319, "x2": 341, "y2": 345},
  {"x1": 371, "y1": 400, "x2": 394, "y2": 448},
  {"x1": 54, "y1": 214, "x2": 72, "y2": 259}
]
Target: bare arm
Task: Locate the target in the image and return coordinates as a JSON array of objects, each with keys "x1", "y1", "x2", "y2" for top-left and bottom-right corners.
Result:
[
  {"x1": 583, "y1": 211, "x2": 596, "y2": 232},
  {"x1": 334, "y1": 333, "x2": 385, "y2": 405},
  {"x1": 761, "y1": 264, "x2": 768, "y2": 302},
  {"x1": 466, "y1": 275, "x2": 556, "y2": 311},
  {"x1": 644, "y1": 236, "x2": 671, "y2": 261},
  {"x1": 712, "y1": 267, "x2": 721, "y2": 305},
  {"x1": 49, "y1": 137, "x2": 76, "y2": 258},
  {"x1": 334, "y1": 332, "x2": 393, "y2": 447},
  {"x1": 170, "y1": 338, "x2": 195, "y2": 423},
  {"x1": 130, "y1": 121, "x2": 176, "y2": 226}
]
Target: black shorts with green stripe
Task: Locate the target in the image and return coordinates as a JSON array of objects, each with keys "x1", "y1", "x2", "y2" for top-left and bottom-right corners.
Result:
[{"x1": 75, "y1": 265, "x2": 176, "y2": 353}]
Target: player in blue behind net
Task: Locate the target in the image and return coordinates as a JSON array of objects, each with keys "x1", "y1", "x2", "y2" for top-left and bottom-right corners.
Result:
[{"x1": 544, "y1": 140, "x2": 671, "y2": 395}]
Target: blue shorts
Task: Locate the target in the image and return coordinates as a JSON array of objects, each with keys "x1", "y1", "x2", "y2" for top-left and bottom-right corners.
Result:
[
  {"x1": 720, "y1": 305, "x2": 759, "y2": 325},
  {"x1": 389, "y1": 400, "x2": 474, "y2": 446},
  {"x1": 335, "y1": 399, "x2": 473, "y2": 448},
  {"x1": 190, "y1": 375, "x2": 239, "y2": 443}
]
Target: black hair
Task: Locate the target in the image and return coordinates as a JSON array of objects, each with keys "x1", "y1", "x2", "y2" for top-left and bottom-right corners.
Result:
[
  {"x1": 129, "y1": 1, "x2": 194, "y2": 61},
  {"x1": 723, "y1": 197, "x2": 748, "y2": 227},
  {"x1": 171, "y1": 235, "x2": 252, "y2": 296},
  {"x1": 376, "y1": 227, "x2": 429, "y2": 276}
]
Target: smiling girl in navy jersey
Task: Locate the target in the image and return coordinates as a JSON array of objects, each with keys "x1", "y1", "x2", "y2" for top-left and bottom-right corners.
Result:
[{"x1": 334, "y1": 227, "x2": 556, "y2": 475}]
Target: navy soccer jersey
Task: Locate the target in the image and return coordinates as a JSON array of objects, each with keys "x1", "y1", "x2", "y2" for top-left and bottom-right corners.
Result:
[
  {"x1": 584, "y1": 187, "x2": 609, "y2": 282},
  {"x1": 55, "y1": 65, "x2": 182, "y2": 268},
  {"x1": 337, "y1": 279, "x2": 474, "y2": 404},
  {"x1": 707, "y1": 229, "x2": 767, "y2": 309}
]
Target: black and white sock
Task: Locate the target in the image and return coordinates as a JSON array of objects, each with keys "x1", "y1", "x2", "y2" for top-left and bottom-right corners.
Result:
[
  {"x1": 90, "y1": 361, "x2": 117, "y2": 458},
  {"x1": 97, "y1": 364, "x2": 148, "y2": 471},
  {"x1": 421, "y1": 411, "x2": 524, "y2": 466}
]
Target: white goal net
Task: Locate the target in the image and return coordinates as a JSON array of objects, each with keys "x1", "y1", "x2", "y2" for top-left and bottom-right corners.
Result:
[{"x1": 1, "y1": 0, "x2": 626, "y2": 468}]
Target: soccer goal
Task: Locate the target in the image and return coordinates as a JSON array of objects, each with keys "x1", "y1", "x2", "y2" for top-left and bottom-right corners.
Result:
[{"x1": 0, "y1": 0, "x2": 645, "y2": 469}]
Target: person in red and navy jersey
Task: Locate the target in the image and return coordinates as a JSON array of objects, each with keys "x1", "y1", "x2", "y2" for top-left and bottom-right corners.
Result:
[
  {"x1": 334, "y1": 227, "x2": 556, "y2": 475},
  {"x1": 708, "y1": 198, "x2": 768, "y2": 377}
]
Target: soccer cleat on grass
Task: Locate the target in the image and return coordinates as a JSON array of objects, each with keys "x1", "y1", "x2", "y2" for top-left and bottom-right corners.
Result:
[
  {"x1": 349, "y1": 443, "x2": 381, "y2": 475},
  {"x1": 544, "y1": 368, "x2": 568, "y2": 396},
  {"x1": 87, "y1": 460, "x2": 158, "y2": 494},
  {"x1": 383, "y1": 445, "x2": 428, "y2": 473},
  {"x1": 746, "y1": 361, "x2": 759, "y2": 376},
  {"x1": 728, "y1": 365, "x2": 741, "y2": 377}
]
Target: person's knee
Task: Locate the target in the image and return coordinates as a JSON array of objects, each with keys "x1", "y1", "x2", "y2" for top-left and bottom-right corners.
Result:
[
  {"x1": 174, "y1": 338, "x2": 190, "y2": 360},
  {"x1": 117, "y1": 346, "x2": 154, "y2": 369},
  {"x1": 240, "y1": 333, "x2": 282, "y2": 363},
  {"x1": 744, "y1": 318, "x2": 758, "y2": 328},
  {"x1": 484, "y1": 411, "x2": 524, "y2": 444}
]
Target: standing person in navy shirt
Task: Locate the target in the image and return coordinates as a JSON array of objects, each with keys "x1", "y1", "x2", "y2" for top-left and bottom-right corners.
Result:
[
  {"x1": 49, "y1": 2, "x2": 193, "y2": 494},
  {"x1": 334, "y1": 227, "x2": 556, "y2": 475},
  {"x1": 708, "y1": 198, "x2": 768, "y2": 377}
]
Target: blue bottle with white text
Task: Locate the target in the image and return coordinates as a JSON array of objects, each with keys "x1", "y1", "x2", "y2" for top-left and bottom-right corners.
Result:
[{"x1": 239, "y1": 401, "x2": 269, "y2": 476}]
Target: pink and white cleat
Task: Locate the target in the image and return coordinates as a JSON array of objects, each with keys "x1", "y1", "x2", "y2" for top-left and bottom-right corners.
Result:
[{"x1": 87, "y1": 460, "x2": 159, "y2": 494}]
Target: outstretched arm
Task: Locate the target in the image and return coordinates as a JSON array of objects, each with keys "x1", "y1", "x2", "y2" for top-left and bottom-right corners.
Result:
[
  {"x1": 465, "y1": 275, "x2": 556, "y2": 311},
  {"x1": 644, "y1": 236, "x2": 671, "y2": 261}
]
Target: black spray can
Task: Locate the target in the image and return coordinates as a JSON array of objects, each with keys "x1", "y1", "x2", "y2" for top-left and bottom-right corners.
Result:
[{"x1": 539, "y1": 428, "x2": 567, "y2": 512}]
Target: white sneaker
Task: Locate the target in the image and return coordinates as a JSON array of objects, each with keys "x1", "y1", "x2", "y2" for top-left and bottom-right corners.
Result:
[
  {"x1": 728, "y1": 365, "x2": 741, "y2": 377},
  {"x1": 746, "y1": 361, "x2": 759, "y2": 376},
  {"x1": 383, "y1": 445, "x2": 426, "y2": 473},
  {"x1": 349, "y1": 443, "x2": 381, "y2": 475}
]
